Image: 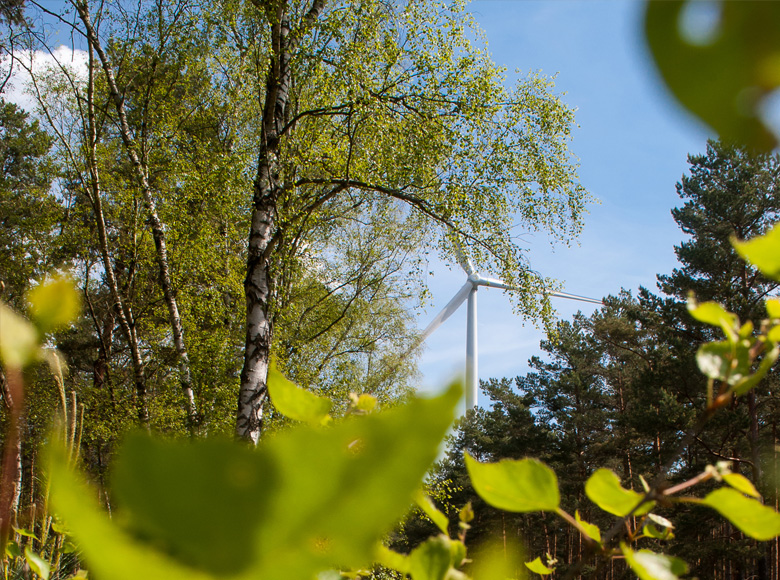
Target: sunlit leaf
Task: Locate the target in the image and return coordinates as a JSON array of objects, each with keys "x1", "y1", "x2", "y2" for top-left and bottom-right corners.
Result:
[
  {"x1": 24, "y1": 546, "x2": 50, "y2": 580},
  {"x1": 585, "y1": 469, "x2": 654, "y2": 517},
  {"x1": 767, "y1": 298, "x2": 780, "y2": 318},
  {"x1": 351, "y1": 393, "x2": 377, "y2": 413},
  {"x1": 50, "y1": 384, "x2": 461, "y2": 580},
  {"x1": 376, "y1": 545, "x2": 411, "y2": 574},
  {"x1": 643, "y1": 523, "x2": 673, "y2": 541},
  {"x1": 14, "y1": 528, "x2": 38, "y2": 539},
  {"x1": 687, "y1": 298, "x2": 738, "y2": 337},
  {"x1": 722, "y1": 473, "x2": 760, "y2": 498},
  {"x1": 732, "y1": 344, "x2": 779, "y2": 396},
  {"x1": 0, "y1": 303, "x2": 38, "y2": 368},
  {"x1": 409, "y1": 535, "x2": 453, "y2": 580},
  {"x1": 645, "y1": 1, "x2": 780, "y2": 151},
  {"x1": 465, "y1": 455, "x2": 560, "y2": 512},
  {"x1": 647, "y1": 513, "x2": 674, "y2": 529},
  {"x1": 622, "y1": 543, "x2": 688, "y2": 580},
  {"x1": 27, "y1": 275, "x2": 81, "y2": 334},
  {"x1": 696, "y1": 340, "x2": 753, "y2": 387},
  {"x1": 734, "y1": 224, "x2": 780, "y2": 280},
  {"x1": 702, "y1": 488, "x2": 780, "y2": 540},
  {"x1": 459, "y1": 502, "x2": 474, "y2": 524},
  {"x1": 252, "y1": 382, "x2": 461, "y2": 579},
  {"x1": 267, "y1": 361, "x2": 332, "y2": 424},
  {"x1": 575, "y1": 510, "x2": 601, "y2": 542},
  {"x1": 415, "y1": 492, "x2": 449, "y2": 534},
  {"x1": 525, "y1": 556, "x2": 554, "y2": 575}
]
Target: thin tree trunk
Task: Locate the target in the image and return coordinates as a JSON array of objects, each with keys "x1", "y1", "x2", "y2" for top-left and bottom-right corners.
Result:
[
  {"x1": 73, "y1": 0, "x2": 199, "y2": 432},
  {"x1": 82, "y1": 38, "x2": 149, "y2": 427},
  {"x1": 0, "y1": 366, "x2": 22, "y2": 550}
]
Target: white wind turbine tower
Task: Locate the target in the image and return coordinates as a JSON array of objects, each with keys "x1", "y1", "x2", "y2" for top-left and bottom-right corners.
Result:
[{"x1": 421, "y1": 250, "x2": 603, "y2": 411}]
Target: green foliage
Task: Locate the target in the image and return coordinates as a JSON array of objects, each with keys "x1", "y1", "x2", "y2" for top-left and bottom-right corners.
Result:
[
  {"x1": 266, "y1": 359, "x2": 333, "y2": 425},
  {"x1": 48, "y1": 382, "x2": 462, "y2": 580},
  {"x1": 584, "y1": 469, "x2": 654, "y2": 518},
  {"x1": 644, "y1": 1, "x2": 780, "y2": 151},
  {"x1": 524, "y1": 556, "x2": 554, "y2": 575},
  {"x1": 700, "y1": 488, "x2": 780, "y2": 541},
  {"x1": 464, "y1": 455, "x2": 560, "y2": 513},
  {"x1": 621, "y1": 544, "x2": 688, "y2": 580},
  {"x1": 452, "y1": 217, "x2": 780, "y2": 579},
  {"x1": 734, "y1": 222, "x2": 780, "y2": 277}
]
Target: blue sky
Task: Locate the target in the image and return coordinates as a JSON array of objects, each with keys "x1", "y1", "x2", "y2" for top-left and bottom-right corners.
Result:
[{"x1": 416, "y1": 1, "x2": 712, "y2": 402}]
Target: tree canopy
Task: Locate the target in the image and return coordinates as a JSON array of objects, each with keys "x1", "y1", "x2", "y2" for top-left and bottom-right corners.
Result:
[{"x1": 2, "y1": 0, "x2": 590, "y2": 442}]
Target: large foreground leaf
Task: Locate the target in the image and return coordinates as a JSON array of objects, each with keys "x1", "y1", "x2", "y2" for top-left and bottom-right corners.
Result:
[
  {"x1": 645, "y1": 1, "x2": 780, "y2": 151},
  {"x1": 49, "y1": 383, "x2": 462, "y2": 580}
]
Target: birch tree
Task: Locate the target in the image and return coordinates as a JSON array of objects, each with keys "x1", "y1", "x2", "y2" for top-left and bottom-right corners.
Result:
[{"x1": 225, "y1": 0, "x2": 591, "y2": 442}]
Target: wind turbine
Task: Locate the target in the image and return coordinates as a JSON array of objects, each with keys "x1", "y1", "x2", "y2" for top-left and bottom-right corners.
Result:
[{"x1": 420, "y1": 251, "x2": 603, "y2": 411}]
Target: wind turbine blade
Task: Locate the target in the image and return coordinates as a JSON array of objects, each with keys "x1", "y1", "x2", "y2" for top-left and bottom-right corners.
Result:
[
  {"x1": 420, "y1": 281, "x2": 472, "y2": 341},
  {"x1": 477, "y1": 277, "x2": 602, "y2": 305},
  {"x1": 548, "y1": 290, "x2": 603, "y2": 305},
  {"x1": 477, "y1": 276, "x2": 603, "y2": 306},
  {"x1": 477, "y1": 276, "x2": 512, "y2": 290},
  {"x1": 453, "y1": 240, "x2": 475, "y2": 275}
]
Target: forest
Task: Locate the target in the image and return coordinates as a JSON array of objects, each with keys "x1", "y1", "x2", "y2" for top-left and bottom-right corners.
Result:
[{"x1": 3, "y1": 0, "x2": 780, "y2": 579}]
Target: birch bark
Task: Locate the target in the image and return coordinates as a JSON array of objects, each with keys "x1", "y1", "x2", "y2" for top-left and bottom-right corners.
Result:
[
  {"x1": 74, "y1": 0, "x2": 199, "y2": 431},
  {"x1": 236, "y1": 0, "x2": 325, "y2": 443}
]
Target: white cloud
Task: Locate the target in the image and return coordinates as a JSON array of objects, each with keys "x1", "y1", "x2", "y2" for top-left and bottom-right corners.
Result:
[{"x1": 1, "y1": 46, "x2": 88, "y2": 112}]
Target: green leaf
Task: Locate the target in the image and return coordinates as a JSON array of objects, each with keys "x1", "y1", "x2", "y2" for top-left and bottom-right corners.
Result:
[
  {"x1": 622, "y1": 543, "x2": 688, "y2": 580},
  {"x1": 111, "y1": 436, "x2": 274, "y2": 575},
  {"x1": 459, "y1": 502, "x2": 474, "y2": 524},
  {"x1": 696, "y1": 340, "x2": 752, "y2": 387},
  {"x1": 5, "y1": 541, "x2": 20, "y2": 559},
  {"x1": 48, "y1": 443, "x2": 232, "y2": 580},
  {"x1": 575, "y1": 510, "x2": 601, "y2": 542},
  {"x1": 695, "y1": 341, "x2": 732, "y2": 381},
  {"x1": 415, "y1": 492, "x2": 449, "y2": 534},
  {"x1": 687, "y1": 298, "x2": 738, "y2": 337},
  {"x1": 27, "y1": 275, "x2": 81, "y2": 334},
  {"x1": 14, "y1": 527, "x2": 38, "y2": 539},
  {"x1": 732, "y1": 344, "x2": 779, "y2": 396},
  {"x1": 767, "y1": 298, "x2": 780, "y2": 318},
  {"x1": 352, "y1": 393, "x2": 377, "y2": 413},
  {"x1": 0, "y1": 303, "x2": 38, "y2": 368},
  {"x1": 585, "y1": 469, "x2": 654, "y2": 517},
  {"x1": 722, "y1": 473, "x2": 761, "y2": 498},
  {"x1": 647, "y1": 513, "x2": 674, "y2": 529},
  {"x1": 254, "y1": 383, "x2": 461, "y2": 580},
  {"x1": 643, "y1": 523, "x2": 673, "y2": 541},
  {"x1": 702, "y1": 487, "x2": 780, "y2": 540},
  {"x1": 645, "y1": 1, "x2": 780, "y2": 151},
  {"x1": 734, "y1": 224, "x2": 780, "y2": 280},
  {"x1": 50, "y1": 384, "x2": 461, "y2": 580},
  {"x1": 465, "y1": 455, "x2": 560, "y2": 512},
  {"x1": 525, "y1": 556, "x2": 554, "y2": 575},
  {"x1": 267, "y1": 361, "x2": 332, "y2": 424},
  {"x1": 376, "y1": 545, "x2": 411, "y2": 574},
  {"x1": 409, "y1": 536, "x2": 453, "y2": 580},
  {"x1": 24, "y1": 546, "x2": 51, "y2": 580}
]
